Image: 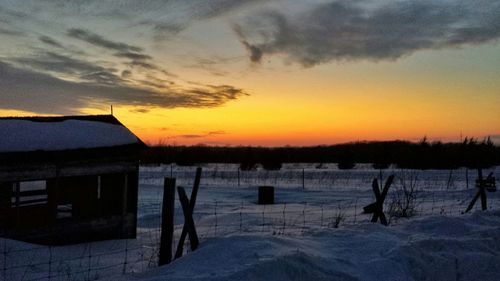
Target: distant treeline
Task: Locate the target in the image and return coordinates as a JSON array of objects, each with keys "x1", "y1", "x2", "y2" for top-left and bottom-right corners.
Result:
[{"x1": 141, "y1": 137, "x2": 500, "y2": 170}]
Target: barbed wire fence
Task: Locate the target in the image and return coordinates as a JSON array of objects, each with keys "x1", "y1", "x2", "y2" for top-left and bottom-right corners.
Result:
[{"x1": 2, "y1": 166, "x2": 498, "y2": 281}]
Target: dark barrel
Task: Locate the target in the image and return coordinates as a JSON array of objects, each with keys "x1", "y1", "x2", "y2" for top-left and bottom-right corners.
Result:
[{"x1": 258, "y1": 186, "x2": 274, "y2": 204}]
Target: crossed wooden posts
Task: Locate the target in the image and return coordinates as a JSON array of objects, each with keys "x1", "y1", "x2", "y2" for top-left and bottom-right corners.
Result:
[
  {"x1": 464, "y1": 169, "x2": 494, "y2": 213},
  {"x1": 175, "y1": 167, "x2": 202, "y2": 259},
  {"x1": 363, "y1": 175, "x2": 394, "y2": 226},
  {"x1": 159, "y1": 167, "x2": 201, "y2": 266}
]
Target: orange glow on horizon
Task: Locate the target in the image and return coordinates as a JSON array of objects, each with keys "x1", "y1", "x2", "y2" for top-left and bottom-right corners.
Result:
[{"x1": 2, "y1": 46, "x2": 499, "y2": 147}]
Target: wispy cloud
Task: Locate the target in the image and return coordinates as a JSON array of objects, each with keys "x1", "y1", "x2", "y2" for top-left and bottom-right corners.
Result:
[
  {"x1": 0, "y1": 26, "x2": 23, "y2": 36},
  {"x1": 13, "y1": 51, "x2": 117, "y2": 77},
  {"x1": 65, "y1": 29, "x2": 175, "y2": 78},
  {"x1": 114, "y1": 52, "x2": 152, "y2": 61},
  {"x1": 130, "y1": 108, "x2": 151, "y2": 114},
  {"x1": 177, "y1": 130, "x2": 226, "y2": 138},
  {"x1": 208, "y1": 130, "x2": 226, "y2": 135},
  {"x1": 178, "y1": 134, "x2": 206, "y2": 139},
  {"x1": 234, "y1": 0, "x2": 500, "y2": 66},
  {"x1": 0, "y1": 61, "x2": 248, "y2": 114},
  {"x1": 38, "y1": 36, "x2": 65, "y2": 49},
  {"x1": 3, "y1": 23, "x2": 249, "y2": 114},
  {"x1": 183, "y1": 56, "x2": 244, "y2": 76},
  {"x1": 67, "y1": 28, "x2": 142, "y2": 53}
]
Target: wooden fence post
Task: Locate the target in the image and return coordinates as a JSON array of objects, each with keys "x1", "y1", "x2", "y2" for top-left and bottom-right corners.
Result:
[
  {"x1": 158, "y1": 178, "x2": 175, "y2": 266},
  {"x1": 302, "y1": 169, "x2": 305, "y2": 190},
  {"x1": 465, "y1": 168, "x2": 469, "y2": 189},
  {"x1": 479, "y1": 169, "x2": 487, "y2": 210}
]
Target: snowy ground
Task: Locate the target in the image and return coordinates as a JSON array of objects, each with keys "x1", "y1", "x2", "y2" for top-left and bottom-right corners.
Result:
[
  {"x1": 121, "y1": 211, "x2": 500, "y2": 281},
  {"x1": 2, "y1": 164, "x2": 499, "y2": 281}
]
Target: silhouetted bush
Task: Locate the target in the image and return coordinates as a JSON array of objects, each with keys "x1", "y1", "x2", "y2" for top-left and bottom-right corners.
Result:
[
  {"x1": 239, "y1": 161, "x2": 258, "y2": 171},
  {"x1": 261, "y1": 161, "x2": 282, "y2": 171},
  {"x1": 337, "y1": 161, "x2": 355, "y2": 170},
  {"x1": 337, "y1": 151, "x2": 356, "y2": 169},
  {"x1": 373, "y1": 162, "x2": 390, "y2": 169}
]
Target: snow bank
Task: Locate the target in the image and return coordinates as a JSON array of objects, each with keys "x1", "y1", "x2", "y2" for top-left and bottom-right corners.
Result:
[
  {"x1": 0, "y1": 119, "x2": 139, "y2": 152},
  {"x1": 122, "y1": 211, "x2": 500, "y2": 281}
]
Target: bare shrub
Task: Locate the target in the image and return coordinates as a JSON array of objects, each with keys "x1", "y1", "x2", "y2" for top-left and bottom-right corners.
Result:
[
  {"x1": 388, "y1": 171, "x2": 420, "y2": 219},
  {"x1": 331, "y1": 206, "x2": 345, "y2": 228}
]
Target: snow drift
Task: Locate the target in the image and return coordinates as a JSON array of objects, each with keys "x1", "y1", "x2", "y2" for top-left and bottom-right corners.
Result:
[{"x1": 122, "y1": 211, "x2": 500, "y2": 281}]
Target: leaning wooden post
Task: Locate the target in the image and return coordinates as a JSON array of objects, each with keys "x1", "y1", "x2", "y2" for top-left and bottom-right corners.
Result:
[
  {"x1": 464, "y1": 169, "x2": 487, "y2": 213},
  {"x1": 158, "y1": 178, "x2": 176, "y2": 266},
  {"x1": 174, "y1": 167, "x2": 202, "y2": 259},
  {"x1": 177, "y1": 187, "x2": 199, "y2": 250}
]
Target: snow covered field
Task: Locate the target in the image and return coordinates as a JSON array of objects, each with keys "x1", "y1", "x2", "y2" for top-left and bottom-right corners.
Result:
[
  {"x1": 2, "y1": 164, "x2": 499, "y2": 281},
  {"x1": 122, "y1": 211, "x2": 500, "y2": 281}
]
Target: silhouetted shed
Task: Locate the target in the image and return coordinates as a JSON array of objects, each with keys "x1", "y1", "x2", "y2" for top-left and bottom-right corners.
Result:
[{"x1": 0, "y1": 115, "x2": 145, "y2": 245}]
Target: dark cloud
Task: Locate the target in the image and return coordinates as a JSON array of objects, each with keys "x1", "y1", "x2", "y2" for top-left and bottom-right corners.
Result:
[
  {"x1": 233, "y1": 24, "x2": 263, "y2": 63},
  {"x1": 114, "y1": 52, "x2": 152, "y2": 61},
  {"x1": 234, "y1": 0, "x2": 500, "y2": 66},
  {"x1": 184, "y1": 85, "x2": 248, "y2": 107},
  {"x1": 145, "y1": 75, "x2": 175, "y2": 86},
  {"x1": 0, "y1": 61, "x2": 248, "y2": 114},
  {"x1": 67, "y1": 28, "x2": 142, "y2": 53},
  {"x1": 145, "y1": 21, "x2": 186, "y2": 40},
  {"x1": 137, "y1": 0, "x2": 261, "y2": 39},
  {"x1": 39, "y1": 36, "x2": 64, "y2": 48},
  {"x1": 121, "y1": 70, "x2": 132, "y2": 78},
  {"x1": 122, "y1": 59, "x2": 177, "y2": 78},
  {"x1": 137, "y1": 79, "x2": 170, "y2": 90},
  {"x1": 13, "y1": 52, "x2": 105, "y2": 74},
  {"x1": 125, "y1": 60, "x2": 158, "y2": 70},
  {"x1": 79, "y1": 71, "x2": 124, "y2": 85}
]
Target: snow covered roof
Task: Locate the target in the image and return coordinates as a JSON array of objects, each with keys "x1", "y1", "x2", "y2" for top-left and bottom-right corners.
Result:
[{"x1": 0, "y1": 115, "x2": 144, "y2": 153}]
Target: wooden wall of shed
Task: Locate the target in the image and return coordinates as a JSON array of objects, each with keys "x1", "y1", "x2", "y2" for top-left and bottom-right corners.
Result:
[
  {"x1": 0, "y1": 170, "x2": 139, "y2": 245},
  {"x1": 125, "y1": 171, "x2": 139, "y2": 237},
  {"x1": 0, "y1": 182, "x2": 51, "y2": 230},
  {"x1": 0, "y1": 183, "x2": 11, "y2": 226}
]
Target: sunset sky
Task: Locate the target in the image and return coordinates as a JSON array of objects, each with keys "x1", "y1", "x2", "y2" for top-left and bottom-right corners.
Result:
[{"x1": 1, "y1": 0, "x2": 499, "y2": 146}]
